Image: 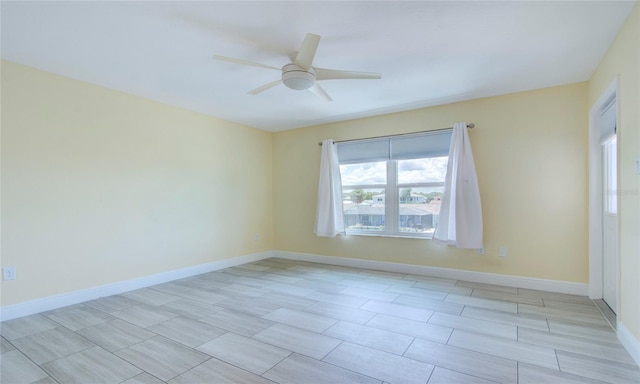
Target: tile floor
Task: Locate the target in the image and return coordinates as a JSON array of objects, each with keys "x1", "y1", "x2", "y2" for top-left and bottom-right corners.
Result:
[{"x1": 1, "y1": 258, "x2": 639, "y2": 384}]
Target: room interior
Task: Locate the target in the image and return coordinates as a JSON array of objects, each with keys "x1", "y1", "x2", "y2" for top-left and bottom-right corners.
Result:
[{"x1": 1, "y1": 1, "x2": 639, "y2": 383}]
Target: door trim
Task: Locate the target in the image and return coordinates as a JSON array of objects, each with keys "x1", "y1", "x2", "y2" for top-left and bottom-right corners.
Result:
[{"x1": 588, "y1": 78, "x2": 618, "y2": 305}]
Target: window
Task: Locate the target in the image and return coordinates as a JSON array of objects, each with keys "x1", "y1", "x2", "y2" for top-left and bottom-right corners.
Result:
[{"x1": 338, "y1": 130, "x2": 451, "y2": 238}]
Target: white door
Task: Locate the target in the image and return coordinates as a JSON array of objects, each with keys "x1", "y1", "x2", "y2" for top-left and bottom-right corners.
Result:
[{"x1": 600, "y1": 100, "x2": 618, "y2": 314}]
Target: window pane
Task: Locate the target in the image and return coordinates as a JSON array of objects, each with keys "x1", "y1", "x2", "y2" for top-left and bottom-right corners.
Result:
[
  {"x1": 343, "y1": 188, "x2": 385, "y2": 232},
  {"x1": 340, "y1": 161, "x2": 386, "y2": 186},
  {"x1": 398, "y1": 186, "x2": 444, "y2": 235},
  {"x1": 397, "y1": 157, "x2": 448, "y2": 184}
]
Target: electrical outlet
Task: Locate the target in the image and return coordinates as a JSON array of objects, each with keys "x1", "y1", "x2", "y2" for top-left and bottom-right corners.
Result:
[
  {"x1": 498, "y1": 247, "x2": 508, "y2": 257},
  {"x1": 477, "y1": 248, "x2": 485, "y2": 255},
  {"x1": 3, "y1": 267, "x2": 16, "y2": 281}
]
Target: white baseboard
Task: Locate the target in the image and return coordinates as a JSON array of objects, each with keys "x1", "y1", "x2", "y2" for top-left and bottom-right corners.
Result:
[
  {"x1": 618, "y1": 321, "x2": 640, "y2": 367},
  {"x1": 275, "y1": 251, "x2": 589, "y2": 296},
  {"x1": 0, "y1": 251, "x2": 274, "y2": 322}
]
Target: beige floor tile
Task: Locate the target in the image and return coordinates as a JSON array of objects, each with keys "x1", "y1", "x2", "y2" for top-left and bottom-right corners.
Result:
[
  {"x1": 265, "y1": 353, "x2": 382, "y2": 384},
  {"x1": 11, "y1": 327, "x2": 95, "y2": 364},
  {"x1": 42, "y1": 346, "x2": 141, "y2": 384},
  {"x1": 324, "y1": 321, "x2": 413, "y2": 355},
  {"x1": 412, "y1": 281, "x2": 474, "y2": 295},
  {"x1": 84, "y1": 295, "x2": 140, "y2": 313},
  {"x1": 43, "y1": 304, "x2": 114, "y2": 331},
  {"x1": 385, "y1": 285, "x2": 448, "y2": 300},
  {"x1": 455, "y1": 281, "x2": 519, "y2": 294},
  {"x1": 324, "y1": 342, "x2": 434, "y2": 384},
  {"x1": 518, "y1": 304, "x2": 609, "y2": 326},
  {"x1": 392, "y1": 294, "x2": 464, "y2": 315},
  {"x1": 122, "y1": 372, "x2": 166, "y2": 384},
  {"x1": 148, "y1": 316, "x2": 227, "y2": 348},
  {"x1": 404, "y1": 337, "x2": 517, "y2": 384},
  {"x1": 123, "y1": 288, "x2": 181, "y2": 306},
  {"x1": 366, "y1": 314, "x2": 452, "y2": 343},
  {"x1": 159, "y1": 298, "x2": 224, "y2": 319},
  {"x1": 340, "y1": 286, "x2": 399, "y2": 302},
  {"x1": 0, "y1": 350, "x2": 49, "y2": 384},
  {"x1": 556, "y1": 351, "x2": 640, "y2": 384},
  {"x1": 111, "y1": 303, "x2": 178, "y2": 328},
  {"x1": 340, "y1": 278, "x2": 392, "y2": 292},
  {"x1": 264, "y1": 282, "x2": 317, "y2": 297},
  {"x1": 218, "y1": 283, "x2": 266, "y2": 297},
  {"x1": 461, "y1": 307, "x2": 549, "y2": 331},
  {"x1": 1, "y1": 336, "x2": 15, "y2": 353},
  {"x1": 429, "y1": 312, "x2": 517, "y2": 340},
  {"x1": 175, "y1": 287, "x2": 228, "y2": 305},
  {"x1": 76, "y1": 319, "x2": 155, "y2": 352},
  {"x1": 306, "y1": 291, "x2": 369, "y2": 307},
  {"x1": 1, "y1": 314, "x2": 59, "y2": 340},
  {"x1": 427, "y1": 366, "x2": 499, "y2": 384},
  {"x1": 115, "y1": 336, "x2": 210, "y2": 381},
  {"x1": 518, "y1": 362, "x2": 609, "y2": 384},
  {"x1": 472, "y1": 289, "x2": 544, "y2": 306},
  {"x1": 199, "y1": 308, "x2": 275, "y2": 337},
  {"x1": 169, "y1": 357, "x2": 277, "y2": 384},
  {"x1": 255, "y1": 292, "x2": 318, "y2": 310},
  {"x1": 196, "y1": 332, "x2": 290, "y2": 375},
  {"x1": 262, "y1": 307, "x2": 337, "y2": 333},
  {"x1": 304, "y1": 301, "x2": 376, "y2": 324},
  {"x1": 546, "y1": 318, "x2": 618, "y2": 343},
  {"x1": 448, "y1": 330, "x2": 558, "y2": 370},
  {"x1": 254, "y1": 323, "x2": 341, "y2": 359},
  {"x1": 214, "y1": 295, "x2": 280, "y2": 316},
  {"x1": 361, "y1": 300, "x2": 433, "y2": 321},
  {"x1": 445, "y1": 294, "x2": 518, "y2": 313},
  {"x1": 518, "y1": 328, "x2": 636, "y2": 365}
]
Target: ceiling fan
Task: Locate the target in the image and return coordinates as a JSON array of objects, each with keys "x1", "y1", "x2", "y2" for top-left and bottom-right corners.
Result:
[{"x1": 213, "y1": 33, "x2": 382, "y2": 101}]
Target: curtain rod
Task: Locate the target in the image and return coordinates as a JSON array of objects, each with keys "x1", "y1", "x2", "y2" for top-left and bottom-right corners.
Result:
[{"x1": 317, "y1": 123, "x2": 475, "y2": 146}]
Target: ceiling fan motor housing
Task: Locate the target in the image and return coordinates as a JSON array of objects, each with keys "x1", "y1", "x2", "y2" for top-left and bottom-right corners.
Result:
[{"x1": 282, "y1": 63, "x2": 316, "y2": 90}]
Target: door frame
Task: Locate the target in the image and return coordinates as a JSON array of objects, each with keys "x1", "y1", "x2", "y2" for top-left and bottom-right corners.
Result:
[{"x1": 588, "y1": 77, "x2": 619, "y2": 310}]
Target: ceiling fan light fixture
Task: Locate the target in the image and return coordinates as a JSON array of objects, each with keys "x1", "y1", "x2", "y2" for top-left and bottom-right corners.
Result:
[{"x1": 282, "y1": 63, "x2": 315, "y2": 90}]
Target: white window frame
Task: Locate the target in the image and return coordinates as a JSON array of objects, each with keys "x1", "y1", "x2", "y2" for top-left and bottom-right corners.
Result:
[{"x1": 341, "y1": 159, "x2": 446, "y2": 239}]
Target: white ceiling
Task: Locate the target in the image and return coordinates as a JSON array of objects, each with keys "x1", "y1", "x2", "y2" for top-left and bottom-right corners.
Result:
[{"x1": 1, "y1": 1, "x2": 635, "y2": 132}]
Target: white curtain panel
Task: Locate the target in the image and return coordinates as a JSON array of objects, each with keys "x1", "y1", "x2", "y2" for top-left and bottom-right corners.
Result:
[
  {"x1": 434, "y1": 122, "x2": 483, "y2": 248},
  {"x1": 315, "y1": 139, "x2": 345, "y2": 237}
]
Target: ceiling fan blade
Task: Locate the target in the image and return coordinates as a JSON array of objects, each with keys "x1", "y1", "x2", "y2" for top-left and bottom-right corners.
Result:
[
  {"x1": 213, "y1": 55, "x2": 280, "y2": 71},
  {"x1": 294, "y1": 33, "x2": 321, "y2": 71},
  {"x1": 315, "y1": 67, "x2": 382, "y2": 81},
  {"x1": 308, "y1": 83, "x2": 332, "y2": 101},
  {"x1": 249, "y1": 80, "x2": 282, "y2": 95}
]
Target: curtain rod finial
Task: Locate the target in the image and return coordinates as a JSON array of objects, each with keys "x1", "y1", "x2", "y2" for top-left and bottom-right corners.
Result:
[{"x1": 467, "y1": 123, "x2": 475, "y2": 129}]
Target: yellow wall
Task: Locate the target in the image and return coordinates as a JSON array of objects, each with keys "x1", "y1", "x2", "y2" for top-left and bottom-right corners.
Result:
[
  {"x1": 1, "y1": 60, "x2": 273, "y2": 305},
  {"x1": 588, "y1": 3, "x2": 640, "y2": 343},
  {"x1": 273, "y1": 83, "x2": 589, "y2": 283}
]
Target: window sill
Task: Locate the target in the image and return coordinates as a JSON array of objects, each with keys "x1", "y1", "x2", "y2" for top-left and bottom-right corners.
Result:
[{"x1": 344, "y1": 231, "x2": 434, "y2": 240}]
